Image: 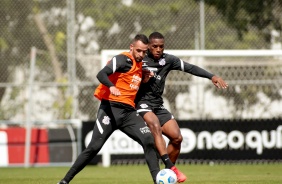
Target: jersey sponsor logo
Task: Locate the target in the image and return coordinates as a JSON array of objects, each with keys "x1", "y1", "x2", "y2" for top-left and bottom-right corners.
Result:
[
  {"x1": 129, "y1": 84, "x2": 139, "y2": 90},
  {"x1": 142, "y1": 63, "x2": 148, "y2": 67},
  {"x1": 140, "y1": 126, "x2": 151, "y2": 134},
  {"x1": 158, "y1": 58, "x2": 166, "y2": 66},
  {"x1": 140, "y1": 103, "x2": 148, "y2": 108},
  {"x1": 142, "y1": 60, "x2": 148, "y2": 67},
  {"x1": 132, "y1": 75, "x2": 141, "y2": 83},
  {"x1": 102, "y1": 116, "x2": 111, "y2": 125},
  {"x1": 143, "y1": 66, "x2": 158, "y2": 72},
  {"x1": 130, "y1": 75, "x2": 141, "y2": 90}
]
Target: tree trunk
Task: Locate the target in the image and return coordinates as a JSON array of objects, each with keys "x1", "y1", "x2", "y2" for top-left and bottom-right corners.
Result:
[{"x1": 33, "y1": 13, "x2": 65, "y2": 118}]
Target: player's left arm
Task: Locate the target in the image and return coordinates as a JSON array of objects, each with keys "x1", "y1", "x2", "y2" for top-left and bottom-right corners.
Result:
[
  {"x1": 211, "y1": 75, "x2": 228, "y2": 89},
  {"x1": 171, "y1": 55, "x2": 228, "y2": 89}
]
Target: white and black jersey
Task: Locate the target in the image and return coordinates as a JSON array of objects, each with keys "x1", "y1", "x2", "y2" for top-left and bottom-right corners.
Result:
[{"x1": 135, "y1": 52, "x2": 214, "y2": 108}]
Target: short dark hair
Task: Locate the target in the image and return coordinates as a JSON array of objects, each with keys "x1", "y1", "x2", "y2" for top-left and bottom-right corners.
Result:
[
  {"x1": 149, "y1": 32, "x2": 164, "y2": 40},
  {"x1": 133, "y1": 34, "x2": 149, "y2": 44}
]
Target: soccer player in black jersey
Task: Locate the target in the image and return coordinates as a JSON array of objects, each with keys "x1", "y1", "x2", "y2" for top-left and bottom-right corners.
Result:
[{"x1": 135, "y1": 32, "x2": 228, "y2": 181}]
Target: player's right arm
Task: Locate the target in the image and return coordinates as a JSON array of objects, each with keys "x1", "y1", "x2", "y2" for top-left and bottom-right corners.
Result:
[
  {"x1": 142, "y1": 69, "x2": 154, "y2": 83},
  {"x1": 96, "y1": 54, "x2": 132, "y2": 96}
]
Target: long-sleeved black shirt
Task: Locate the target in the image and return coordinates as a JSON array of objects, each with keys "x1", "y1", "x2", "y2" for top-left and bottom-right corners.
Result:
[{"x1": 135, "y1": 52, "x2": 214, "y2": 106}]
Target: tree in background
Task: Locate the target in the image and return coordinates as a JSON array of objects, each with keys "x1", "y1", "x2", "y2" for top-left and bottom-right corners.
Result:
[
  {"x1": 203, "y1": 0, "x2": 282, "y2": 43},
  {"x1": 201, "y1": 0, "x2": 282, "y2": 118},
  {"x1": 0, "y1": 1, "x2": 37, "y2": 119}
]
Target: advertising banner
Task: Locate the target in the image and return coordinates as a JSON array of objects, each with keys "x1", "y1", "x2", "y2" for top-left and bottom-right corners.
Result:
[{"x1": 82, "y1": 119, "x2": 282, "y2": 162}]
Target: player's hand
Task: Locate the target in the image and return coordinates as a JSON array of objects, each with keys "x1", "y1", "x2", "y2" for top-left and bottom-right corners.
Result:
[
  {"x1": 142, "y1": 69, "x2": 154, "y2": 83},
  {"x1": 211, "y1": 76, "x2": 228, "y2": 89},
  {"x1": 109, "y1": 86, "x2": 121, "y2": 96}
]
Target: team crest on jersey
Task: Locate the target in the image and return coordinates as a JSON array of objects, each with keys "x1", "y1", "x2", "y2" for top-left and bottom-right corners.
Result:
[
  {"x1": 158, "y1": 58, "x2": 166, "y2": 66},
  {"x1": 102, "y1": 116, "x2": 111, "y2": 125},
  {"x1": 140, "y1": 103, "x2": 148, "y2": 108}
]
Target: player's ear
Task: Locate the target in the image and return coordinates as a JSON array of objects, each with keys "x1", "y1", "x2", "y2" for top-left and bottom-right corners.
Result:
[{"x1": 130, "y1": 44, "x2": 133, "y2": 51}]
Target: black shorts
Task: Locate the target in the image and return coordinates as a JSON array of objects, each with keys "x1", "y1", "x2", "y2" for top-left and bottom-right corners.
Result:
[
  {"x1": 70, "y1": 99, "x2": 160, "y2": 182},
  {"x1": 92, "y1": 100, "x2": 152, "y2": 146},
  {"x1": 136, "y1": 101, "x2": 174, "y2": 126}
]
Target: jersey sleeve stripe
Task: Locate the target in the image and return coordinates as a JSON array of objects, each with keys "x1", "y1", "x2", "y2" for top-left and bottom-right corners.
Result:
[
  {"x1": 180, "y1": 59, "x2": 184, "y2": 71},
  {"x1": 112, "y1": 57, "x2": 117, "y2": 73}
]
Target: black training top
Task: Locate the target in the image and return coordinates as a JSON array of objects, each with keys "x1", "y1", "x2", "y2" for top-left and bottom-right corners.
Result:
[{"x1": 135, "y1": 52, "x2": 214, "y2": 107}]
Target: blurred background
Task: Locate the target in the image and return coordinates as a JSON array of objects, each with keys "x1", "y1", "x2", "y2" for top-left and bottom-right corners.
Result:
[
  {"x1": 0, "y1": 0, "x2": 282, "y2": 122},
  {"x1": 0, "y1": 0, "x2": 282, "y2": 167}
]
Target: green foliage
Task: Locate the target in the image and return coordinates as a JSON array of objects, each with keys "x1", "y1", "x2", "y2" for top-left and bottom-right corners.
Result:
[
  {"x1": 203, "y1": 0, "x2": 282, "y2": 42},
  {"x1": 0, "y1": 38, "x2": 8, "y2": 51},
  {"x1": 55, "y1": 31, "x2": 66, "y2": 52},
  {"x1": 0, "y1": 88, "x2": 25, "y2": 120},
  {"x1": 52, "y1": 77, "x2": 74, "y2": 119}
]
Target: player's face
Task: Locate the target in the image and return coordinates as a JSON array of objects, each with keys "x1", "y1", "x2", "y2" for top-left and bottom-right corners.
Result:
[
  {"x1": 149, "y1": 38, "x2": 164, "y2": 60},
  {"x1": 130, "y1": 40, "x2": 148, "y2": 62}
]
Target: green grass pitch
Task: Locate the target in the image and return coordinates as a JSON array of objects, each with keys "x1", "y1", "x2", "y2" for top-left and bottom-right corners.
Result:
[{"x1": 1, "y1": 164, "x2": 282, "y2": 184}]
